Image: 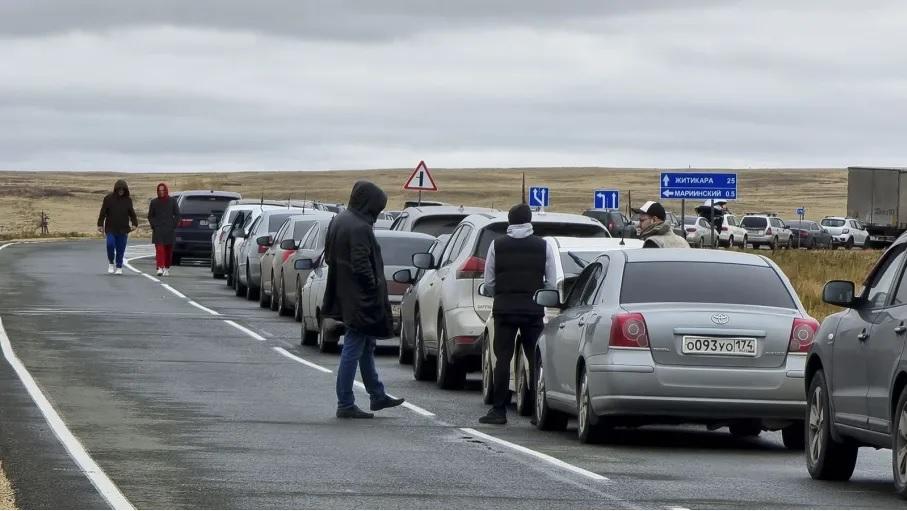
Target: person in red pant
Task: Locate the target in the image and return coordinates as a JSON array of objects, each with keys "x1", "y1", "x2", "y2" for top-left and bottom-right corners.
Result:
[{"x1": 147, "y1": 183, "x2": 180, "y2": 276}]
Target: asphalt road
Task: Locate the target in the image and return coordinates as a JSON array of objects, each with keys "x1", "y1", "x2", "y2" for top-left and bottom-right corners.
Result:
[{"x1": 0, "y1": 240, "x2": 903, "y2": 509}]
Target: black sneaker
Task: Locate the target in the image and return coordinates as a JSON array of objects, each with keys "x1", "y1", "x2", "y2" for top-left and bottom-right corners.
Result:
[
  {"x1": 370, "y1": 396, "x2": 405, "y2": 412},
  {"x1": 336, "y1": 406, "x2": 374, "y2": 419},
  {"x1": 478, "y1": 408, "x2": 507, "y2": 425}
]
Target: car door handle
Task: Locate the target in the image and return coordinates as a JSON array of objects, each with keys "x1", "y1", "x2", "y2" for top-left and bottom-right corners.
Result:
[
  {"x1": 558, "y1": 323, "x2": 566, "y2": 329},
  {"x1": 857, "y1": 330, "x2": 870, "y2": 342}
]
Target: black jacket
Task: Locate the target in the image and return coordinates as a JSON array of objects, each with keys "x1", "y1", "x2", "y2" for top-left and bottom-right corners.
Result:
[
  {"x1": 97, "y1": 180, "x2": 138, "y2": 235},
  {"x1": 493, "y1": 235, "x2": 547, "y2": 316},
  {"x1": 321, "y1": 181, "x2": 393, "y2": 338},
  {"x1": 148, "y1": 197, "x2": 180, "y2": 245}
]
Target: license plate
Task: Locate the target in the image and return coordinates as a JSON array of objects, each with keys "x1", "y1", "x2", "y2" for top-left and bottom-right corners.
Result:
[
  {"x1": 746, "y1": 229, "x2": 761, "y2": 234},
  {"x1": 199, "y1": 220, "x2": 208, "y2": 226},
  {"x1": 392, "y1": 305, "x2": 401, "y2": 317},
  {"x1": 681, "y1": 336, "x2": 757, "y2": 356}
]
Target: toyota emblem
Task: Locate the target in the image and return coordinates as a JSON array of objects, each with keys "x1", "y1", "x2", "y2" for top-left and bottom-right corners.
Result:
[{"x1": 711, "y1": 313, "x2": 730, "y2": 325}]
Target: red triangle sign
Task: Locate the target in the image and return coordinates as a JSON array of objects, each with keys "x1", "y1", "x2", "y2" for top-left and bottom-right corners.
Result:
[{"x1": 403, "y1": 160, "x2": 438, "y2": 191}]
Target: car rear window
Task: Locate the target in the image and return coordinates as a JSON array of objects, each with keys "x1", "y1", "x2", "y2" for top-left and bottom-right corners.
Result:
[
  {"x1": 620, "y1": 262, "x2": 796, "y2": 308},
  {"x1": 684, "y1": 216, "x2": 699, "y2": 225},
  {"x1": 411, "y1": 215, "x2": 468, "y2": 237},
  {"x1": 378, "y1": 237, "x2": 436, "y2": 266},
  {"x1": 293, "y1": 220, "x2": 317, "y2": 240},
  {"x1": 179, "y1": 196, "x2": 235, "y2": 216},
  {"x1": 821, "y1": 219, "x2": 845, "y2": 227},
  {"x1": 475, "y1": 222, "x2": 607, "y2": 258},
  {"x1": 740, "y1": 217, "x2": 768, "y2": 228},
  {"x1": 267, "y1": 213, "x2": 297, "y2": 232}
]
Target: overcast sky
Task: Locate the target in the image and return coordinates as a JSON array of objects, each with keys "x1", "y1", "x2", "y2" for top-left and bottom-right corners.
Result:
[{"x1": 2, "y1": 1, "x2": 906, "y2": 172}]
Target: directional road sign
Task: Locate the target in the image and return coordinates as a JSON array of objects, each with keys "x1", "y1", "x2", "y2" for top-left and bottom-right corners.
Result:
[
  {"x1": 403, "y1": 160, "x2": 438, "y2": 191},
  {"x1": 594, "y1": 189, "x2": 620, "y2": 210},
  {"x1": 796, "y1": 207, "x2": 806, "y2": 216},
  {"x1": 660, "y1": 172, "x2": 737, "y2": 200},
  {"x1": 528, "y1": 186, "x2": 549, "y2": 208}
]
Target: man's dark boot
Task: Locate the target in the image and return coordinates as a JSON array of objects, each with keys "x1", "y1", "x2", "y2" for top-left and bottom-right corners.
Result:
[
  {"x1": 336, "y1": 406, "x2": 374, "y2": 419},
  {"x1": 371, "y1": 396, "x2": 405, "y2": 412},
  {"x1": 478, "y1": 408, "x2": 507, "y2": 425}
]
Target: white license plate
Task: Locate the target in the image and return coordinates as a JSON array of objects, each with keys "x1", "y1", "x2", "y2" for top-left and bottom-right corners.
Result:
[
  {"x1": 392, "y1": 305, "x2": 401, "y2": 317},
  {"x1": 199, "y1": 220, "x2": 208, "y2": 226},
  {"x1": 681, "y1": 336, "x2": 757, "y2": 356}
]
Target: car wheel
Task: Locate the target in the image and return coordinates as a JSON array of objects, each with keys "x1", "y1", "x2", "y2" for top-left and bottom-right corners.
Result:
[
  {"x1": 317, "y1": 318, "x2": 339, "y2": 353},
  {"x1": 752, "y1": 243, "x2": 760, "y2": 250},
  {"x1": 412, "y1": 313, "x2": 436, "y2": 381},
  {"x1": 809, "y1": 238, "x2": 816, "y2": 250},
  {"x1": 727, "y1": 236, "x2": 734, "y2": 249},
  {"x1": 807, "y1": 371, "x2": 858, "y2": 481},
  {"x1": 786, "y1": 236, "x2": 793, "y2": 249},
  {"x1": 846, "y1": 237, "x2": 854, "y2": 250},
  {"x1": 269, "y1": 273, "x2": 280, "y2": 312},
  {"x1": 435, "y1": 316, "x2": 466, "y2": 390},
  {"x1": 294, "y1": 278, "x2": 303, "y2": 322},
  {"x1": 481, "y1": 333, "x2": 494, "y2": 405},
  {"x1": 234, "y1": 264, "x2": 247, "y2": 297},
  {"x1": 782, "y1": 421, "x2": 806, "y2": 450},
  {"x1": 398, "y1": 319, "x2": 413, "y2": 364},
  {"x1": 301, "y1": 311, "x2": 319, "y2": 346},
  {"x1": 892, "y1": 385, "x2": 907, "y2": 497},
  {"x1": 211, "y1": 257, "x2": 223, "y2": 278},
  {"x1": 514, "y1": 343, "x2": 533, "y2": 417},
  {"x1": 226, "y1": 260, "x2": 235, "y2": 288},
  {"x1": 535, "y1": 354, "x2": 568, "y2": 431},
  {"x1": 277, "y1": 275, "x2": 290, "y2": 317},
  {"x1": 770, "y1": 237, "x2": 778, "y2": 250},
  {"x1": 577, "y1": 368, "x2": 608, "y2": 444},
  {"x1": 729, "y1": 421, "x2": 762, "y2": 438}
]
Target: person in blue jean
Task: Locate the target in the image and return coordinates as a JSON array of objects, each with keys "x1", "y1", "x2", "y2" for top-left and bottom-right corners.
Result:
[
  {"x1": 322, "y1": 181, "x2": 405, "y2": 418},
  {"x1": 96, "y1": 179, "x2": 138, "y2": 275}
]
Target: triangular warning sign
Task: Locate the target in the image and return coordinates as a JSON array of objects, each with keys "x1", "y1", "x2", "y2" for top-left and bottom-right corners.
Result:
[{"x1": 403, "y1": 160, "x2": 438, "y2": 191}]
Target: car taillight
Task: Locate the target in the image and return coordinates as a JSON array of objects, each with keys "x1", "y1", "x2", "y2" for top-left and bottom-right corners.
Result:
[
  {"x1": 258, "y1": 244, "x2": 268, "y2": 254},
  {"x1": 789, "y1": 317, "x2": 819, "y2": 353},
  {"x1": 457, "y1": 256, "x2": 485, "y2": 279},
  {"x1": 177, "y1": 219, "x2": 193, "y2": 228},
  {"x1": 721, "y1": 226, "x2": 728, "y2": 231},
  {"x1": 686, "y1": 227, "x2": 697, "y2": 233},
  {"x1": 610, "y1": 312, "x2": 649, "y2": 349},
  {"x1": 766, "y1": 227, "x2": 773, "y2": 235}
]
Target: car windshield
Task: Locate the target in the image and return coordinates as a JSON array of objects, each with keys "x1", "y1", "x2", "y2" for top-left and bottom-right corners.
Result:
[
  {"x1": 292, "y1": 220, "x2": 317, "y2": 240},
  {"x1": 267, "y1": 213, "x2": 297, "y2": 232},
  {"x1": 821, "y1": 219, "x2": 845, "y2": 227},
  {"x1": 180, "y1": 196, "x2": 234, "y2": 216},
  {"x1": 683, "y1": 216, "x2": 700, "y2": 225},
  {"x1": 411, "y1": 215, "x2": 469, "y2": 236},
  {"x1": 476, "y1": 222, "x2": 608, "y2": 258},
  {"x1": 620, "y1": 262, "x2": 796, "y2": 308},
  {"x1": 378, "y1": 237, "x2": 436, "y2": 266},
  {"x1": 560, "y1": 251, "x2": 604, "y2": 276},
  {"x1": 740, "y1": 217, "x2": 768, "y2": 228}
]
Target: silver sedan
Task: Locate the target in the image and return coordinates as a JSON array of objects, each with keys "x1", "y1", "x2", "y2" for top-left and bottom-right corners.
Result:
[{"x1": 533, "y1": 248, "x2": 814, "y2": 448}]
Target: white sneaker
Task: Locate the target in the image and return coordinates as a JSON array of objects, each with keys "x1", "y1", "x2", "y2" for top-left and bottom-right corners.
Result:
[
  {"x1": 156, "y1": 268, "x2": 163, "y2": 276},
  {"x1": 108, "y1": 264, "x2": 115, "y2": 274},
  {"x1": 163, "y1": 268, "x2": 170, "y2": 277},
  {"x1": 115, "y1": 268, "x2": 123, "y2": 275}
]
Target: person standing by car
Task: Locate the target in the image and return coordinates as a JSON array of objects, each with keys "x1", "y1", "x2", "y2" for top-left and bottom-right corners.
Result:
[
  {"x1": 322, "y1": 180, "x2": 405, "y2": 419},
  {"x1": 148, "y1": 182, "x2": 180, "y2": 277},
  {"x1": 97, "y1": 179, "x2": 138, "y2": 275},
  {"x1": 634, "y1": 201, "x2": 690, "y2": 249},
  {"x1": 479, "y1": 203, "x2": 558, "y2": 425}
]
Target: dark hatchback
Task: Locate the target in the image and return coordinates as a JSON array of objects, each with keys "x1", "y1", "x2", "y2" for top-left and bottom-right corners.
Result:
[
  {"x1": 582, "y1": 208, "x2": 637, "y2": 238},
  {"x1": 174, "y1": 190, "x2": 241, "y2": 263}
]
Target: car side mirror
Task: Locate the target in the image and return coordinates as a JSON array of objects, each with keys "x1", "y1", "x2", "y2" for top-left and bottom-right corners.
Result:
[
  {"x1": 823, "y1": 280, "x2": 856, "y2": 308},
  {"x1": 294, "y1": 258, "x2": 315, "y2": 271},
  {"x1": 478, "y1": 283, "x2": 492, "y2": 297},
  {"x1": 279, "y1": 239, "x2": 298, "y2": 250},
  {"x1": 534, "y1": 289, "x2": 563, "y2": 308},
  {"x1": 412, "y1": 253, "x2": 435, "y2": 270},
  {"x1": 256, "y1": 235, "x2": 273, "y2": 247},
  {"x1": 393, "y1": 269, "x2": 414, "y2": 284}
]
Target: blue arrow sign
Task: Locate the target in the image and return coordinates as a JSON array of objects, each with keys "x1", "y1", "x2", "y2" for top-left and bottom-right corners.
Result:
[
  {"x1": 594, "y1": 189, "x2": 620, "y2": 209},
  {"x1": 796, "y1": 207, "x2": 805, "y2": 216},
  {"x1": 528, "y1": 186, "x2": 549, "y2": 208},
  {"x1": 660, "y1": 172, "x2": 737, "y2": 200}
]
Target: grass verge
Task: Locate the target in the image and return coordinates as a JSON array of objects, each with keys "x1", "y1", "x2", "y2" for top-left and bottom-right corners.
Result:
[{"x1": 0, "y1": 461, "x2": 15, "y2": 509}]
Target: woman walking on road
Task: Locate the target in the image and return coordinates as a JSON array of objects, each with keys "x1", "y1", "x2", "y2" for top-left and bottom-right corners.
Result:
[
  {"x1": 148, "y1": 182, "x2": 180, "y2": 276},
  {"x1": 97, "y1": 179, "x2": 138, "y2": 275}
]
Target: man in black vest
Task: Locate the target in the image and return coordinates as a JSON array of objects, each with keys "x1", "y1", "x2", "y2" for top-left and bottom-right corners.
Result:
[{"x1": 479, "y1": 204, "x2": 557, "y2": 425}]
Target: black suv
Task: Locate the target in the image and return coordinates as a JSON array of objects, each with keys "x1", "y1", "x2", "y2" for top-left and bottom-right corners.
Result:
[
  {"x1": 582, "y1": 209, "x2": 636, "y2": 238},
  {"x1": 807, "y1": 233, "x2": 907, "y2": 497},
  {"x1": 173, "y1": 190, "x2": 241, "y2": 264}
]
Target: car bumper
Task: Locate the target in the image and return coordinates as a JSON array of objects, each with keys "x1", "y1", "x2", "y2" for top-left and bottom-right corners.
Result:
[
  {"x1": 747, "y1": 234, "x2": 773, "y2": 243},
  {"x1": 586, "y1": 350, "x2": 806, "y2": 420},
  {"x1": 174, "y1": 239, "x2": 212, "y2": 257},
  {"x1": 444, "y1": 306, "x2": 485, "y2": 361},
  {"x1": 831, "y1": 235, "x2": 850, "y2": 245}
]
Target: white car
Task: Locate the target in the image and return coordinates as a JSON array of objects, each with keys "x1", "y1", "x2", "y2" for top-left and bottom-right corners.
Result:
[
  {"x1": 212, "y1": 202, "x2": 288, "y2": 279},
  {"x1": 820, "y1": 217, "x2": 869, "y2": 249},
  {"x1": 740, "y1": 215, "x2": 794, "y2": 250},
  {"x1": 718, "y1": 214, "x2": 748, "y2": 248},
  {"x1": 683, "y1": 216, "x2": 717, "y2": 248},
  {"x1": 479, "y1": 236, "x2": 644, "y2": 412},
  {"x1": 409, "y1": 211, "x2": 610, "y2": 389}
]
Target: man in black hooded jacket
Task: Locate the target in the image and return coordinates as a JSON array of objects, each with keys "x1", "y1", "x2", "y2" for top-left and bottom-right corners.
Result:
[
  {"x1": 322, "y1": 181, "x2": 405, "y2": 419},
  {"x1": 97, "y1": 179, "x2": 138, "y2": 275}
]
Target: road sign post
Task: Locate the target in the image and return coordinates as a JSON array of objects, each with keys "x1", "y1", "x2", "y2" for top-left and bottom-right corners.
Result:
[
  {"x1": 528, "y1": 186, "x2": 549, "y2": 212},
  {"x1": 660, "y1": 172, "x2": 738, "y2": 200},
  {"x1": 594, "y1": 189, "x2": 620, "y2": 210}
]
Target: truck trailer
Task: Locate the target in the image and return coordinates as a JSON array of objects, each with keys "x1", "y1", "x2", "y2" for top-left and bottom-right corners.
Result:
[{"x1": 847, "y1": 166, "x2": 907, "y2": 247}]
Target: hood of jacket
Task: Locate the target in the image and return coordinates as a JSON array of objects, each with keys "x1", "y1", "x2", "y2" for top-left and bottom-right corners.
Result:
[
  {"x1": 113, "y1": 179, "x2": 131, "y2": 198},
  {"x1": 347, "y1": 180, "x2": 387, "y2": 225},
  {"x1": 156, "y1": 182, "x2": 169, "y2": 200},
  {"x1": 507, "y1": 223, "x2": 534, "y2": 239}
]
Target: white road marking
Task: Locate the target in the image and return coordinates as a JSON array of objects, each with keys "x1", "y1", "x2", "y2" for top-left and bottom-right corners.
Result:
[
  {"x1": 225, "y1": 320, "x2": 266, "y2": 341},
  {"x1": 188, "y1": 301, "x2": 220, "y2": 316},
  {"x1": 0, "y1": 243, "x2": 15, "y2": 251},
  {"x1": 160, "y1": 284, "x2": 187, "y2": 299},
  {"x1": 459, "y1": 427, "x2": 609, "y2": 482},
  {"x1": 272, "y1": 347, "x2": 333, "y2": 374},
  {"x1": 351, "y1": 381, "x2": 435, "y2": 417},
  {"x1": 0, "y1": 317, "x2": 134, "y2": 510},
  {"x1": 142, "y1": 274, "x2": 160, "y2": 283}
]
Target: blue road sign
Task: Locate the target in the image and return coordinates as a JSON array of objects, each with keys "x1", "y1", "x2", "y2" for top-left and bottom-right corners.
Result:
[
  {"x1": 594, "y1": 189, "x2": 620, "y2": 210},
  {"x1": 796, "y1": 207, "x2": 806, "y2": 216},
  {"x1": 660, "y1": 172, "x2": 737, "y2": 200},
  {"x1": 528, "y1": 186, "x2": 550, "y2": 208}
]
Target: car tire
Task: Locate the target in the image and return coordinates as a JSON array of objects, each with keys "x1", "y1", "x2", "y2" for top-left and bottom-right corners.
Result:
[
  {"x1": 729, "y1": 421, "x2": 762, "y2": 438},
  {"x1": 172, "y1": 255, "x2": 182, "y2": 266},
  {"x1": 807, "y1": 371, "x2": 858, "y2": 481},
  {"x1": 246, "y1": 266, "x2": 259, "y2": 301},
  {"x1": 514, "y1": 343, "x2": 533, "y2": 417},
  {"x1": 436, "y1": 316, "x2": 466, "y2": 390},
  {"x1": 211, "y1": 257, "x2": 224, "y2": 278},
  {"x1": 782, "y1": 421, "x2": 806, "y2": 450},
  {"x1": 234, "y1": 264, "x2": 247, "y2": 297},
  {"x1": 269, "y1": 273, "x2": 280, "y2": 312},
  {"x1": 892, "y1": 385, "x2": 907, "y2": 497},
  {"x1": 301, "y1": 312, "x2": 318, "y2": 346},
  {"x1": 577, "y1": 368, "x2": 608, "y2": 444},
  {"x1": 412, "y1": 313, "x2": 436, "y2": 381},
  {"x1": 258, "y1": 269, "x2": 270, "y2": 308},
  {"x1": 846, "y1": 237, "x2": 854, "y2": 250},
  {"x1": 727, "y1": 236, "x2": 734, "y2": 249},
  {"x1": 752, "y1": 243, "x2": 760, "y2": 250},
  {"x1": 535, "y1": 355, "x2": 568, "y2": 431},
  {"x1": 481, "y1": 334, "x2": 494, "y2": 405},
  {"x1": 277, "y1": 275, "x2": 291, "y2": 317},
  {"x1": 741, "y1": 235, "x2": 748, "y2": 249},
  {"x1": 226, "y1": 262, "x2": 235, "y2": 288},
  {"x1": 398, "y1": 319, "x2": 413, "y2": 365},
  {"x1": 770, "y1": 237, "x2": 778, "y2": 251},
  {"x1": 294, "y1": 278, "x2": 303, "y2": 322},
  {"x1": 317, "y1": 318, "x2": 339, "y2": 353}
]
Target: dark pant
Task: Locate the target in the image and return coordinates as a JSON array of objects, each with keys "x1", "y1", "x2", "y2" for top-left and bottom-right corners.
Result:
[
  {"x1": 106, "y1": 233, "x2": 128, "y2": 268},
  {"x1": 336, "y1": 327, "x2": 388, "y2": 409},
  {"x1": 492, "y1": 314, "x2": 545, "y2": 412},
  {"x1": 155, "y1": 243, "x2": 174, "y2": 268}
]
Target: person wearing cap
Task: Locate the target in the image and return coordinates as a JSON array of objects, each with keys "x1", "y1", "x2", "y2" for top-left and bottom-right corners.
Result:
[
  {"x1": 479, "y1": 203, "x2": 558, "y2": 425},
  {"x1": 633, "y1": 201, "x2": 690, "y2": 248}
]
